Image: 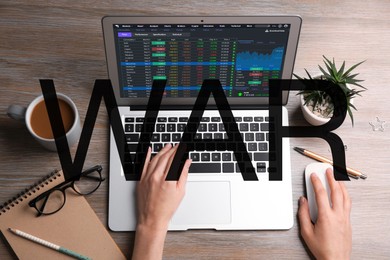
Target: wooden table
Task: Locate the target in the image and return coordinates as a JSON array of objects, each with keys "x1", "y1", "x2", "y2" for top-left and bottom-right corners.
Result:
[{"x1": 1, "y1": 1, "x2": 389, "y2": 259}]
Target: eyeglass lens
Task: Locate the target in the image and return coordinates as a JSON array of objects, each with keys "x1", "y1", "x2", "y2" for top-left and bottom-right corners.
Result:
[
  {"x1": 73, "y1": 169, "x2": 103, "y2": 195},
  {"x1": 35, "y1": 189, "x2": 65, "y2": 215}
]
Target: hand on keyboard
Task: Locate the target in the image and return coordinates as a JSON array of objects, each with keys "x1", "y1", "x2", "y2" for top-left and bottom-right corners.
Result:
[
  {"x1": 136, "y1": 143, "x2": 192, "y2": 230},
  {"x1": 133, "y1": 143, "x2": 192, "y2": 260}
]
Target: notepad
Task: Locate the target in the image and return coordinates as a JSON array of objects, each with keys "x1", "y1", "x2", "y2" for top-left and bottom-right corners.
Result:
[{"x1": 0, "y1": 170, "x2": 126, "y2": 259}]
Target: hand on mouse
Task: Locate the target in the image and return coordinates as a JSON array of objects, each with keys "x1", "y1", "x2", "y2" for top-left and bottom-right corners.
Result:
[
  {"x1": 298, "y1": 168, "x2": 352, "y2": 260},
  {"x1": 133, "y1": 144, "x2": 192, "y2": 260}
]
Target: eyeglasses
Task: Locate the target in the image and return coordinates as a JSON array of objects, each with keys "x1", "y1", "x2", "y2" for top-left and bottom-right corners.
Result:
[{"x1": 29, "y1": 165, "x2": 105, "y2": 216}]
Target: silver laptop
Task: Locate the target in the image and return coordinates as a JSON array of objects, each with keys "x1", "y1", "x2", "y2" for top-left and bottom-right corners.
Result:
[{"x1": 102, "y1": 16, "x2": 301, "y2": 231}]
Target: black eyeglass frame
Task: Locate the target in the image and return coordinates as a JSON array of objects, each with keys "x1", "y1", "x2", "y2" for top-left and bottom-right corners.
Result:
[{"x1": 28, "y1": 165, "x2": 105, "y2": 216}]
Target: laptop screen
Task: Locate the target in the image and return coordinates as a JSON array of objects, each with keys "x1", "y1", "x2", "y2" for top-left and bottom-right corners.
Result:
[{"x1": 113, "y1": 23, "x2": 291, "y2": 99}]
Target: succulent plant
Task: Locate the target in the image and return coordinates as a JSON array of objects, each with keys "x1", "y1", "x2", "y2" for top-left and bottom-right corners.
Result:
[{"x1": 294, "y1": 56, "x2": 366, "y2": 126}]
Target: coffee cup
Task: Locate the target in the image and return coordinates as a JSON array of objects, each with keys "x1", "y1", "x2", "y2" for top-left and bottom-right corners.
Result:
[{"x1": 7, "y1": 93, "x2": 81, "y2": 151}]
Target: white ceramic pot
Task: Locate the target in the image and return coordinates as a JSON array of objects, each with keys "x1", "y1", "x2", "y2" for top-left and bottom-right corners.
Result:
[
  {"x1": 299, "y1": 81, "x2": 353, "y2": 126},
  {"x1": 300, "y1": 94, "x2": 330, "y2": 126}
]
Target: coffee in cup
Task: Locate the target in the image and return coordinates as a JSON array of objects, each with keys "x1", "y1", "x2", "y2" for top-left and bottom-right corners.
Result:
[{"x1": 7, "y1": 93, "x2": 81, "y2": 151}]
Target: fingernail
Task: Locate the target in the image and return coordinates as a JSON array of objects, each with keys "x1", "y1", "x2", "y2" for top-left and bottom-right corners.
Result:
[{"x1": 299, "y1": 196, "x2": 306, "y2": 205}]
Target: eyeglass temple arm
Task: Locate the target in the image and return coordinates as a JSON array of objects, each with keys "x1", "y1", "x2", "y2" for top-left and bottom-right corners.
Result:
[{"x1": 36, "y1": 195, "x2": 50, "y2": 217}]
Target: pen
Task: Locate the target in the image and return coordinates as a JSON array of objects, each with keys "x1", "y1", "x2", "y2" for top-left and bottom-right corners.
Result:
[
  {"x1": 8, "y1": 228, "x2": 91, "y2": 260},
  {"x1": 294, "y1": 147, "x2": 367, "y2": 180}
]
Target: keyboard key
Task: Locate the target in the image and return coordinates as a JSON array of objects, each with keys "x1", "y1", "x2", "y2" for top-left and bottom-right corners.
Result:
[
  {"x1": 201, "y1": 153, "x2": 210, "y2": 161},
  {"x1": 125, "y1": 117, "x2": 135, "y2": 122},
  {"x1": 127, "y1": 144, "x2": 137, "y2": 153},
  {"x1": 265, "y1": 117, "x2": 269, "y2": 122},
  {"x1": 172, "y1": 133, "x2": 181, "y2": 142},
  {"x1": 254, "y1": 153, "x2": 268, "y2": 161},
  {"x1": 135, "y1": 124, "x2": 143, "y2": 132},
  {"x1": 153, "y1": 143, "x2": 163, "y2": 152},
  {"x1": 179, "y1": 117, "x2": 188, "y2": 122},
  {"x1": 209, "y1": 123, "x2": 218, "y2": 132},
  {"x1": 211, "y1": 117, "x2": 221, "y2": 122},
  {"x1": 245, "y1": 133, "x2": 254, "y2": 141},
  {"x1": 151, "y1": 134, "x2": 160, "y2": 142},
  {"x1": 162, "y1": 134, "x2": 171, "y2": 142},
  {"x1": 239, "y1": 123, "x2": 249, "y2": 131},
  {"x1": 244, "y1": 117, "x2": 253, "y2": 122},
  {"x1": 177, "y1": 124, "x2": 186, "y2": 132},
  {"x1": 126, "y1": 134, "x2": 139, "y2": 142},
  {"x1": 250, "y1": 123, "x2": 259, "y2": 131},
  {"x1": 156, "y1": 124, "x2": 165, "y2": 132},
  {"x1": 125, "y1": 124, "x2": 134, "y2": 132},
  {"x1": 198, "y1": 123, "x2": 207, "y2": 132},
  {"x1": 191, "y1": 153, "x2": 200, "y2": 161},
  {"x1": 219, "y1": 123, "x2": 225, "y2": 131},
  {"x1": 212, "y1": 153, "x2": 221, "y2": 161},
  {"x1": 260, "y1": 123, "x2": 269, "y2": 131},
  {"x1": 223, "y1": 163, "x2": 234, "y2": 173},
  {"x1": 168, "y1": 117, "x2": 178, "y2": 122},
  {"x1": 214, "y1": 133, "x2": 223, "y2": 139},
  {"x1": 136, "y1": 118, "x2": 144, "y2": 122},
  {"x1": 158, "y1": 117, "x2": 167, "y2": 122},
  {"x1": 258, "y1": 143, "x2": 268, "y2": 151},
  {"x1": 254, "y1": 117, "x2": 263, "y2": 122},
  {"x1": 256, "y1": 133, "x2": 265, "y2": 141},
  {"x1": 201, "y1": 117, "x2": 210, "y2": 122},
  {"x1": 222, "y1": 117, "x2": 232, "y2": 122},
  {"x1": 167, "y1": 124, "x2": 176, "y2": 132},
  {"x1": 189, "y1": 163, "x2": 221, "y2": 173},
  {"x1": 234, "y1": 117, "x2": 242, "y2": 122},
  {"x1": 257, "y1": 162, "x2": 266, "y2": 173},
  {"x1": 194, "y1": 133, "x2": 202, "y2": 140},
  {"x1": 222, "y1": 153, "x2": 231, "y2": 161},
  {"x1": 203, "y1": 133, "x2": 212, "y2": 139},
  {"x1": 248, "y1": 143, "x2": 257, "y2": 151}
]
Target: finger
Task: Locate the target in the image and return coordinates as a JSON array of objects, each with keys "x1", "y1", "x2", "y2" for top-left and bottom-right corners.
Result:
[
  {"x1": 177, "y1": 159, "x2": 191, "y2": 190},
  {"x1": 311, "y1": 173, "x2": 331, "y2": 215},
  {"x1": 326, "y1": 168, "x2": 343, "y2": 211},
  {"x1": 152, "y1": 144, "x2": 176, "y2": 176},
  {"x1": 339, "y1": 180, "x2": 352, "y2": 215},
  {"x1": 140, "y1": 146, "x2": 152, "y2": 181},
  {"x1": 147, "y1": 143, "x2": 172, "y2": 173},
  {"x1": 298, "y1": 196, "x2": 314, "y2": 241},
  {"x1": 163, "y1": 144, "x2": 180, "y2": 175}
]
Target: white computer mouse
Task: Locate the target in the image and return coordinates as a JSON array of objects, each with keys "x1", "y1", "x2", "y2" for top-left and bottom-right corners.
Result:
[{"x1": 305, "y1": 162, "x2": 333, "y2": 223}]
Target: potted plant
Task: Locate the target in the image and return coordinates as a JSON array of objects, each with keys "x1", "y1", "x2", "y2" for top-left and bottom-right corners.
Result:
[{"x1": 294, "y1": 56, "x2": 366, "y2": 126}]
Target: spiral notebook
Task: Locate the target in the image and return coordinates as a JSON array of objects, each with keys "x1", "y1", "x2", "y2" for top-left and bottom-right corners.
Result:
[{"x1": 0, "y1": 170, "x2": 126, "y2": 259}]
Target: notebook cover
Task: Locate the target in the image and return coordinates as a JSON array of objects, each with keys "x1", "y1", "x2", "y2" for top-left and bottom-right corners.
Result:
[{"x1": 0, "y1": 170, "x2": 126, "y2": 259}]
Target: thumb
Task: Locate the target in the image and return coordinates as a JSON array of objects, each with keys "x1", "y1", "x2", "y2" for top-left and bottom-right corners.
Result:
[{"x1": 298, "y1": 196, "x2": 314, "y2": 241}]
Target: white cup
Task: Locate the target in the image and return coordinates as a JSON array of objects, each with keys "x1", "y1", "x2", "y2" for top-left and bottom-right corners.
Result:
[{"x1": 7, "y1": 93, "x2": 81, "y2": 151}]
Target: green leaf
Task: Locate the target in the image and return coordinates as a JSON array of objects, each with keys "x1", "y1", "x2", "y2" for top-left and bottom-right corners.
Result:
[
  {"x1": 349, "y1": 103, "x2": 357, "y2": 110},
  {"x1": 338, "y1": 61, "x2": 346, "y2": 78},
  {"x1": 304, "y1": 69, "x2": 313, "y2": 80},
  {"x1": 343, "y1": 60, "x2": 365, "y2": 78},
  {"x1": 347, "y1": 106, "x2": 354, "y2": 126},
  {"x1": 319, "y1": 65, "x2": 331, "y2": 78}
]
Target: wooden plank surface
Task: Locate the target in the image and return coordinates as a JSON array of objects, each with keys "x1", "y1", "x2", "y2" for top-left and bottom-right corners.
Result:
[{"x1": 1, "y1": 1, "x2": 389, "y2": 259}]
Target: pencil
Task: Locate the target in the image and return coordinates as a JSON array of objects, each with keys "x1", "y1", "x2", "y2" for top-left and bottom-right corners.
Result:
[
  {"x1": 8, "y1": 228, "x2": 91, "y2": 260},
  {"x1": 294, "y1": 147, "x2": 367, "y2": 179}
]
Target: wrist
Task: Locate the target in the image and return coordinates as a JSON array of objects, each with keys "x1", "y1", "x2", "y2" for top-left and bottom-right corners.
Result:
[{"x1": 136, "y1": 222, "x2": 169, "y2": 236}]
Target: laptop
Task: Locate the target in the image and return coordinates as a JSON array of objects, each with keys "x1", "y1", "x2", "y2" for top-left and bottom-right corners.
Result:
[{"x1": 102, "y1": 16, "x2": 301, "y2": 231}]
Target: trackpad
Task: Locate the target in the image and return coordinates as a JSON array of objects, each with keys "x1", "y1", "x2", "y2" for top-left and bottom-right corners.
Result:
[{"x1": 172, "y1": 181, "x2": 231, "y2": 226}]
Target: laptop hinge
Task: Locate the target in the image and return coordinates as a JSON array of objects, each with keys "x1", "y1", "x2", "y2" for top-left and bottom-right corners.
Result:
[{"x1": 129, "y1": 105, "x2": 269, "y2": 111}]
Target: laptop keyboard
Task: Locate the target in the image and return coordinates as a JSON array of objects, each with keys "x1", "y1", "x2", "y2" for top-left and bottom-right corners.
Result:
[{"x1": 124, "y1": 115, "x2": 270, "y2": 174}]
